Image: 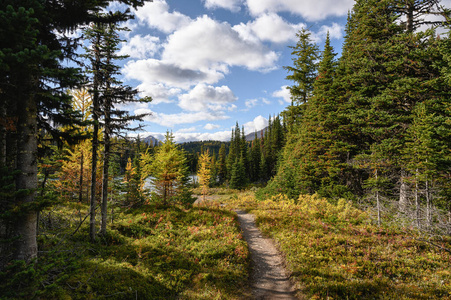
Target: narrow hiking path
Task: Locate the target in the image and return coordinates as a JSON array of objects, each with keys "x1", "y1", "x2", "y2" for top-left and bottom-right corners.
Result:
[{"x1": 235, "y1": 210, "x2": 299, "y2": 300}]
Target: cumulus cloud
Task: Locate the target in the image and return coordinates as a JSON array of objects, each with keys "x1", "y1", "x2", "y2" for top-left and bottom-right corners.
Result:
[
  {"x1": 234, "y1": 13, "x2": 305, "y2": 44},
  {"x1": 176, "y1": 127, "x2": 198, "y2": 133},
  {"x1": 134, "y1": 0, "x2": 191, "y2": 33},
  {"x1": 243, "y1": 115, "x2": 269, "y2": 134},
  {"x1": 244, "y1": 98, "x2": 270, "y2": 109},
  {"x1": 162, "y1": 15, "x2": 279, "y2": 72},
  {"x1": 245, "y1": 99, "x2": 258, "y2": 108},
  {"x1": 135, "y1": 108, "x2": 230, "y2": 127},
  {"x1": 245, "y1": 0, "x2": 354, "y2": 21},
  {"x1": 272, "y1": 85, "x2": 291, "y2": 104},
  {"x1": 123, "y1": 59, "x2": 224, "y2": 90},
  {"x1": 203, "y1": 0, "x2": 244, "y2": 12},
  {"x1": 173, "y1": 131, "x2": 232, "y2": 143},
  {"x1": 316, "y1": 23, "x2": 344, "y2": 41},
  {"x1": 204, "y1": 123, "x2": 221, "y2": 130},
  {"x1": 135, "y1": 83, "x2": 181, "y2": 105},
  {"x1": 132, "y1": 130, "x2": 232, "y2": 143},
  {"x1": 178, "y1": 84, "x2": 238, "y2": 112},
  {"x1": 118, "y1": 35, "x2": 161, "y2": 59}
]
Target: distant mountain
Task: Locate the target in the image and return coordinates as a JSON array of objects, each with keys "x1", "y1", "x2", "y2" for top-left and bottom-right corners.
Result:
[
  {"x1": 245, "y1": 127, "x2": 268, "y2": 141},
  {"x1": 142, "y1": 135, "x2": 160, "y2": 146}
]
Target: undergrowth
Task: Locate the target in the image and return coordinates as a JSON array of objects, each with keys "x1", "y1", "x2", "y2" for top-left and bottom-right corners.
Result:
[
  {"x1": 227, "y1": 192, "x2": 451, "y2": 299},
  {"x1": 0, "y1": 201, "x2": 250, "y2": 299}
]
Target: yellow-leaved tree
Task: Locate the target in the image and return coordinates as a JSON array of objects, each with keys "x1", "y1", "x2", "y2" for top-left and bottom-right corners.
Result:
[
  {"x1": 142, "y1": 131, "x2": 192, "y2": 206},
  {"x1": 197, "y1": 149, "x2": 212, "y2": 202}
]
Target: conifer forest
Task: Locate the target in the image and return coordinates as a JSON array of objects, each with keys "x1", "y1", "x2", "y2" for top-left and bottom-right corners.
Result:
[{"x1": 2, "y1": 0, "x2": 451, "y2": 299}]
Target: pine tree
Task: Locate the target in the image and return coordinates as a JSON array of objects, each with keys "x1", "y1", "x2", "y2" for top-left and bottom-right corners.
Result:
[
  {"x1": 230, "y1": 155, "x2": 246, "y2": 190},
  {"x1": 249, "y1": 133, "x2": 262, "y2": 182},
  {"x1": 217, "y1": 144, "x2": 227, "y2": 184},
  {"x1": 99, "y1": 21, "x2": 150, "y2": 235},
  {"x1": 284, "y1": 28, "x2": 319, "y2": 105}
]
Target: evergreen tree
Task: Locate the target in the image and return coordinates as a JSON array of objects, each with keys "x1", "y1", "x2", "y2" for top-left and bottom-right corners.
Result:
[
  {"x1": 230, "y1": 155, "x2": 246, "y2": 190},
  {"x1": 284, "y1": 28, "x2": 319, "y2": 105},
  {"x1": 217, "y1": 144, "x2": 227, "y2": 184},
  {"x1": 0, "y1": 0, "x2": 149, "y2": 263},
  {"x1": 249, "y1": 133, "x2": 262, "y2": 182}
]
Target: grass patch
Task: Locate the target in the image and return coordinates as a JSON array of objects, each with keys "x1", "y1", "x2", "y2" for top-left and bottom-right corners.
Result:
[
  {"x1": 1, "y1": 202, "x2": 250, "y2": 299},
  {"x1": 227, "y1": 192, "x2": 451, "y2": 299}
]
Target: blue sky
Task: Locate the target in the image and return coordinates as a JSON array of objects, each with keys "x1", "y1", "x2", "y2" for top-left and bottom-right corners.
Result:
[{"x1": 112, "y1": 0, "x2": 355, "y2": 142}]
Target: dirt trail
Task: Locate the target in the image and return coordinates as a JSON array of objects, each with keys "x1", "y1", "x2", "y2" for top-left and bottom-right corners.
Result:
[{"x1": 235, "y1": 210, "x2": 298, "y2": 300}]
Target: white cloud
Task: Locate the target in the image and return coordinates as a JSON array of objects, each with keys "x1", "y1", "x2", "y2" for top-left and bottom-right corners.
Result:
[
  {"x1": 245, "y1": 99, "x2": 259, "y2": 108},
  {"x1": 118, "y1": 35, "x2": 161, "y2": 59},
  {"x1": 204, "y1": 123, "x2": 221, "y2": 130},
  {"x1": 245, "y1": 0, "x2": 354, "y2": 21},
  {"x1": 162, "y1": 15, "x2": 279, "y2": 72},
  {"x1": 135, "y1": 83, "x2": 181, "y2": 105},
  {"x1": 203, "y1": 0, "x2": 244, "y2": 12},
  {"x1": 135, "y1": 108, "x2": 230, "y2": 127},
  {"x1": 134, "y1": 0, "x2": 191, "y2": 33},
  {"x1": 234, "y1": 13, "x2": 305, "y2": 44},
  {"x1": 132, "y1": 130, "x2": 232, "y2": 143},
  {"x1": 245, "y1": 98, "x2": 271, "y2": 109},
  {"x1": 243, "y1": 115, "x2": 269, "y2": 134},
  {"x1": 272, "y1": 85, "x2": 291, "y2": 104},
  {"x1": 173, "y1": 131, "x2": 232, "y2": 143},
  {"x1": 176, "y1": 127, "x2": 198, "y2": 133},
  {"x1": 123, "y1": 59, "x2": 224, "y2": 90},
  {"x1": 178, "y1": 84, "x2": 237, "y2": 112},
  {"x1": 316, "y1": 23, "x2": 344, "y2": 40}
]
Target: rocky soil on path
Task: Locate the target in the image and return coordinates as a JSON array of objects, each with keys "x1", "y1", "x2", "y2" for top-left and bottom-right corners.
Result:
[{"x1": 235, "y1": 210, "x2": 300, "y2": 300}]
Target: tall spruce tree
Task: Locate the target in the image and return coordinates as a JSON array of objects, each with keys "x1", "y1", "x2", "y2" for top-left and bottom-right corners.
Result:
[
  {"x1": 217, "y1": 144, "x2": 227, "y2": 184},
  {"x1": 98, "y1": 20, "x2": 150, "y2": 235}
]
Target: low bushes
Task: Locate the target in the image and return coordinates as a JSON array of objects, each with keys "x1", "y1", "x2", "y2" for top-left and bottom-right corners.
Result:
[
  {"x1": 0, "y1": 202, "x2": 250, "y2": 299},
  {"x1": 229, "y1": 192, "x2": 451, "y2": 299}
]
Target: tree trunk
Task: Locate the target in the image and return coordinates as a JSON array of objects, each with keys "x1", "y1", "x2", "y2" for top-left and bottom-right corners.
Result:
[
  {"x1": 415, "y1": 169, "x2": 420, "y2": 228},
  {"x1": 0, "y1": 106, "x2": 6, "y2": 166},
  {"x1": 101, "y1": 35, "x2": 112, "y2": 236},
  {"x1": 79, "y1": 151, "x2": 84, "y2": 203},
  {"x1": 13, "y1": 95, "x2": 38, "y2": 262},
  {"x1": 406, "y1": 1, "x2": 414, "y2": 32},
  {"x1": 89, "y1": 30, "x2": 101, "y2": 242},
  {"x1": 426, "y1": 180, "x2": 431, "y2": 228},
  {"x1": 399, "y1": 170, "x2": 409, "y2": 213},
  {"x1": 376, "y1": 169, "x2": 381, "y2": 226},
  {"x1": 100, "y1": 113, "x2": 110, "y2": 235}
]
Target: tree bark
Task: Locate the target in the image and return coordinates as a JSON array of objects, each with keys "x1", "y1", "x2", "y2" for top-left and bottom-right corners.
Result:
[
  {"x1": 100, "y1": 108, "x2": 110, "y2": 235},
  {"x1": 415, "y1": 169, "x2": 420, "y2": 228},
  {"x1": 376, "y1": 169, "x2": 381, "y2": 226},
  {"x1": 426, "y1": 179, "x2": 431, "y2": 228},
  {"x1": 79, "y1": 151, "x2": 84, "y2": 203},
  {"x1": 13, "y1": 95, "x2": 38, "y2": 262},
  {"x1": 89, "y1": 29, "x2": 101, "y2": 242},
  {"x1": 399, "y1": 170, "x2": 409, "y2": 213}
]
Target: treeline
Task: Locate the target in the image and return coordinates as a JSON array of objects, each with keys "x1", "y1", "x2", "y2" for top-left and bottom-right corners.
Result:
[
  {"x1": 185, "y1": 118, "x2": 286, "y2": 189},
  {"x1": 179, "y1": 140, "x2": 230, "y2": 173},
  {"x1": 262, "y1": 0, "x2": 451, "y2": 229}
]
